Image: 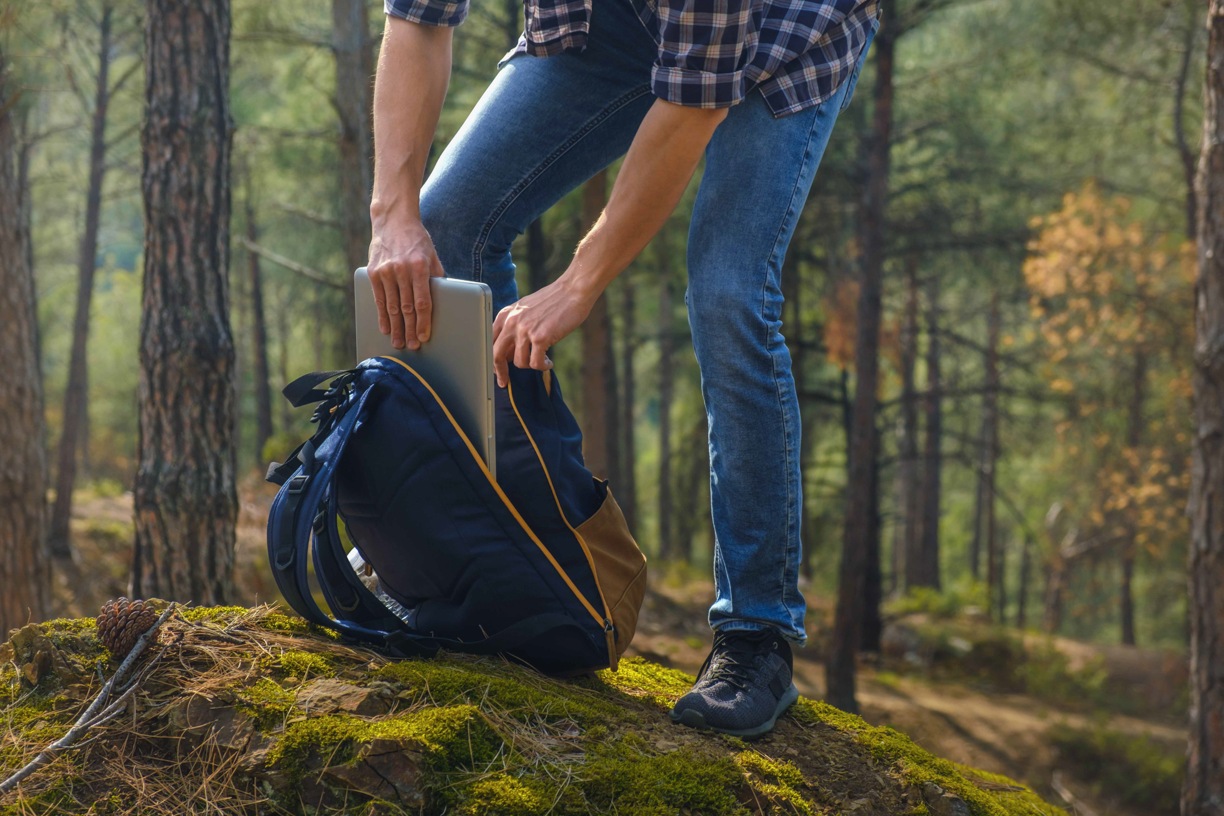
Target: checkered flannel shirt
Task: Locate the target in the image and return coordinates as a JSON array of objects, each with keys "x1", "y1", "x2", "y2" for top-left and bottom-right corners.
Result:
[{"x1": 385, "y1": 0, "x2": 881, "y2": 117}]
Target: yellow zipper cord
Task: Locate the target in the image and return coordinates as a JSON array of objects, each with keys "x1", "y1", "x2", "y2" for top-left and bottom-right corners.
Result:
[
  {"x1": 505, "y1": 379, "x2": 619, "y2": 669},
  {"x1": 377, "y1": 357, "x2": 608, "y2": 632}
]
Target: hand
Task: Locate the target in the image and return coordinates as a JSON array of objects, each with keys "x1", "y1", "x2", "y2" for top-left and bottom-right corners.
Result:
[
  {"x1": 492, "y1": 278, "x2": 594, "y2": 387},
  {"x1": 367, "y1": 219, "x2": 445, "y2": 350}
]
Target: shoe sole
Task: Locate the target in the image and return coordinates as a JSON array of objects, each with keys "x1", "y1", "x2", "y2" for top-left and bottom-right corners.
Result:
[{"x1": 668, "y1": 683, "x2": 800, "y2": 740}]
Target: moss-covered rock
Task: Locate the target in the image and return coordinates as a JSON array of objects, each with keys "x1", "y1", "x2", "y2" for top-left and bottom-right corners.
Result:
[{"x1": 0, "y1": 607, "x2": 1069, "y2": 815}]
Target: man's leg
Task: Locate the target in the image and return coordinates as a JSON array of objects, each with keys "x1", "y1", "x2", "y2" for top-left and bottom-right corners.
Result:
[
  {"x1": 420, "y1": 0, "x2": 656, "y2": 312},
  {"x1": 671, "y1": 27, "x2": 874, "y2": 736}
]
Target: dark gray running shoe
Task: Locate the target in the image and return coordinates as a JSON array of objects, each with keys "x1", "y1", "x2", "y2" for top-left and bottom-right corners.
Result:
[{"x1": 669, "y1": 628, "x2": 799, "y2": 738}]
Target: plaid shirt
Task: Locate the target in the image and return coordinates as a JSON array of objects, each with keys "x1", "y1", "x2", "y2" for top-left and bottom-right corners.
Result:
[{"x1": 386, "y1": 0, "x2": 880, "y2": 117}]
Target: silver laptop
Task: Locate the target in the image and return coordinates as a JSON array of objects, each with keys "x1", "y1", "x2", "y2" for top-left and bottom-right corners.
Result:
[{"x1": 353, "y1": 269, "x2": 496, "y2": 476}]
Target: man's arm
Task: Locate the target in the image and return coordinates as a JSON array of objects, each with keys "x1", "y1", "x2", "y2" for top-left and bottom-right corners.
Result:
[
  {"x1": 368, "y1": 18, "x2": 452, "y2": 351},
  {"x1": 492, "y1": 98, "x2": 727, "y2": 385}
]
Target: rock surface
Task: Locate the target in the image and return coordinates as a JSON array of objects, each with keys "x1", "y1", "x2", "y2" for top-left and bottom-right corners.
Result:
[{"x1": 0, "y1": 606, "x2": 1069, "y2": 815}]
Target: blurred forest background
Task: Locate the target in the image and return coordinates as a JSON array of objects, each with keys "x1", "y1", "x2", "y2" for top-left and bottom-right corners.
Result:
[{"x1": 1, "y1": 0, "x2": 1217, "y2": 813}]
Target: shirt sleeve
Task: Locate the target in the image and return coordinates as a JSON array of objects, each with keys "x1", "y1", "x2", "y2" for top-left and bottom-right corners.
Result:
[
  {"x1": 651, "y1": 0, "x2": 764, "y2": 108},
  {"x1": 385, "y1": 0, "x2": 468, "y2": 27}
]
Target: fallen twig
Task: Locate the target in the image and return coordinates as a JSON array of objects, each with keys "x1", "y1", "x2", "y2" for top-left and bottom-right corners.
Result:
[
  {"x1": 1051, "y1": 771, "x2": 1099, "y2": 816},
  {"x1": 0, "y1": 603, "x2": 176, "y2": 795}
]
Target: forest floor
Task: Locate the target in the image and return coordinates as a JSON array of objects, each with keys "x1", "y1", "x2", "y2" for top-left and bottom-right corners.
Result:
[{"x1": 51, "y1": 481, "x2": 1189, "y2": 816}]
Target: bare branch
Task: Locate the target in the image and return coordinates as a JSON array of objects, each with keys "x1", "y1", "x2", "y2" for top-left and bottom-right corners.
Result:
[{"x1": 237, "y1": 237, "x2": 345, "y2": 290}]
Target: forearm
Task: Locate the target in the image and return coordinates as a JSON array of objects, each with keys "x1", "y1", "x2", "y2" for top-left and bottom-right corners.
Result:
[
  {"x1": 560, "y1": 98, "x2": 727, "y2": 299},
  {"x1": 370, "y1": 18, "x2": 452, "y2": 228}
]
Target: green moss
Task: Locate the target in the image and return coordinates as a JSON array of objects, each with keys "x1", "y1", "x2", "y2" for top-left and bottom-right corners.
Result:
[
  {"x1": 268, "y1": 704, "x2": 501, "y2": 783},
  {"x1": 734, "y1": 751, "x2": 815, "y2": 816},
  {"x1": 40, "y1": 617, "x2": 98, "y2": 635},
  {"x1": 257, "y1": 610, "x2": 340, "y2": 639},
  {"x1": 277, "y1": 650, "x2": 337, "y2": 679},
  {"x1": 792, "y1": 698, "x2": 1065, "y2": 816},
  {"x1": 590, "y1": 656, "x2": 694, "y2": 710},
  {"x1": 179, "y1": 606, "x2": 249, "y2": 624},
  {"x1": 573, "y1": 739, "x2": 748, "y2": 816},
  {"x1": 237, "y1": 678, "x2": 296, "y2": 731},
  {"x1": 455, "y1": 774, "x2": 549, "y2": 816},
  {"x1": 376, "y1": 657, "x2": 624, "y2": 725}
]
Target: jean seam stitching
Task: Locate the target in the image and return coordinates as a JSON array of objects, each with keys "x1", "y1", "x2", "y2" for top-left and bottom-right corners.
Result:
[
  {"x1": 471, "y1": 84, "x2": 654, "y2": 281},
  {"x1": 762, "y1": 107, "x2": 822, "y2": 638}
]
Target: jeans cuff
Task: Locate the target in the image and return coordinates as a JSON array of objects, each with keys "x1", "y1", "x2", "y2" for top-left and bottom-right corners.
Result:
[{"x1": 714, "y1": 620, "x2": 807, "y2": 647}]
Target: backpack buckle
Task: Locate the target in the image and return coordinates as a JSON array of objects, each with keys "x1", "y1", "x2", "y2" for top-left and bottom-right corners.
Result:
[{"x1": 287, "y1": 473, "x2": 309, "y2": 494}]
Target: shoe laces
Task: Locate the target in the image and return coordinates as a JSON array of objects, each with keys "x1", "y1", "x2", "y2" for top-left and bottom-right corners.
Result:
[{"x1": 699, "y1": 631, "x2": 774, "y2": 692}]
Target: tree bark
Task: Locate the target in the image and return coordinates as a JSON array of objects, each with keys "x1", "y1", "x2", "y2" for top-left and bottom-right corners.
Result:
[
  {"x1": 621, "y1": 270, "x2": 639, "y2": 537},
  {"x1": 1184, "y1": 7, "x2": 1224, "y2": 811},
  {"x1": 580, "y1": 171, "x2": 619, "y2": 482},
  {"x1": 527, "y1": 220, "x2": 548, "y2": 294},
  {"x1": 861, "y1": 439, "x2": 883, "y2": 653},
  {"x1": 894, "y1": 253, "x2": 920, "y2": 593},
  {"x1": 982, "y1": 288, "x2": 1001, "y2": 617},
  {"x1": 1016, "y1": 534, "x2": 1032, "y2": 630},
  {"x1": 245, "y1": 172, "x2": 273, "y2": 459},
  {"x1": 657, "y1": 263, "x2": 675, "y2": 561},
  {"x1": 826, "y1": 0, "x2": 894, "y2": 714},
  {"x1": 912, "y1": 270, "x2": 942, "y2": 590},
  {"x1": 49, "y1": 4, "x2": 114, "y2": 561},
  {"x1": 132, "y1": 0, "x2": 238, "y2": 605},
  {"x1": 674, "y1": 414, "x2": 710, "y2": 565},
  {"x1": 332, "y1": 0, "x2": 372, "y2": 364},
  {"x1": 0, "y1": 46, "x2": 52, "y2": 633}
]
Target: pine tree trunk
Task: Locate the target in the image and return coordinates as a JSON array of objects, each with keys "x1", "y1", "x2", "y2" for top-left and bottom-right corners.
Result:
[
  {"x1": 826, "y1": 0, "x2": 893, "y2": 714},
  {"x1": 580, "y1": 171, "x2": 618, "y2": 480},
  {"x1": 1016, "y1": 534, "x2": 1032, "y2": 630},
  {"x1": 983, "y1": 289, "x2": 1001, "y2": 617},
  {"x1": 49, "y1": 5, "x2": 114, "y2": 561},
  {"x1": 657, "y1": 265, "x2": 675, "y2": 560},
  {"x1": 132, "y1": 0, "x2": 238, "y2": 605},
  {"x1": 912, "y1": 271, "x2": 942, "y2": 590},
  {"x1": 279, "y1": 280, "x2": 293, "y2": 431},
  {"x1": 245, "y1": 174, "x2": 273, "y2": 459},
  {"x1": 1184, "y1": 7, "x2": 1224, "y2": 809},
  {"x1": 894, "y1": 253, "x2": 920, "y2": 593},
  {"x1": 621, "y1": 272, "x2": 639, "y2": 536},
  {"x1": 332, "y1": 0, "x2": 372, "y2": 364},
  {"x1": 0, "y1": 47, "x2": 51, "y2": 633},
  {"x1": 861, "y1": 441, "x2": 883, "y2": 653},
  {"x1": 527, "y1": 220, "x2": 548, "y2": 294}
]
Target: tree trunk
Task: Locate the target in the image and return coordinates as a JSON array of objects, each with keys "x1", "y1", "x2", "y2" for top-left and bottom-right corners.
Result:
[
  {"x1": 826, "y1": 0, "x2": 893, "y2": 714},
  {"x1": 332, "y1": 0, "x2": 372, "y2": 364},
  {"x1": 279, "y1": 281, "x2": 293, "y2": 431},
  {"x1": 894, "y1": 253, "x2": 920, "y2": 593},
  {"x1": 621, "y1": 270, "x2": 639, "y2": 536},
  {"x1": 0, "y1": 48, "x2": 52, "y2": 633},
  {"x1": 657, "y1": 265, "x2": 675, "y2": 561},
  {"x1": 983, "y1": 289, "x2": 1001, "y2": 617},
  {"x1": 245, "y1": 172, "x2": 273, "y2": 459},
  {"x1": 675, "y1": 414, "x2": 710, "y2": 565},
  {"x1": 49, "y1": 4, "x2": 114, "y2": 561},
  {"x1": 1042, "y1": 556, "x2": 1065, "y2": 635},
  {"x1": 1186, "y1": 9, "x2": 1224, "y2": 812},
  {"x1": 580, "y1": 171, "x2": 619, "y2": 481},
  {"x1": 1016, "y1": 534, "x2": 1032, "y2": 630},
  {"x1": 527, "y1": 220, "x2": 548, "y2": 294},
  {"x1": 784, "y1": 249, "x2": 817, "y2": 581},
  {"x1": 912, "y1": 271, "x2": 942, "y2": 590},
  {"x1": 861, "y1": 439, "x2": 883, "y2": 653},
  {"x1": 132, "y1": 0, "x2": 238, "y2": 605}
]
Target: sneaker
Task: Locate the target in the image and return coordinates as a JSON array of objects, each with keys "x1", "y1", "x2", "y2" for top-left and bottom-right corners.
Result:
[{"x1": 669, "y1": 628, "x2": 799, "y2": 738}]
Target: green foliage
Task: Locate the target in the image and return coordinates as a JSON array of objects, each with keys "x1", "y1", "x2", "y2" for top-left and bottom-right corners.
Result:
[
  {"x1": 885, "y1": 584, "x2": 989, "y2": 620},
  {"x1": 1048, "y1": 723, "x2": 1184, "y2": 814}
]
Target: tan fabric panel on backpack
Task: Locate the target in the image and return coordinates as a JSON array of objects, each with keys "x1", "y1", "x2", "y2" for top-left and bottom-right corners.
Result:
[{"x1": 574, "y1": 488, "x2": 648, "y2": 658}]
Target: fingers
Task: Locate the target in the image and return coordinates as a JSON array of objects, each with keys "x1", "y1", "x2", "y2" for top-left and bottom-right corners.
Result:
[
  {"x1": 493, "y1": 327, "x2": 513, "y2": 388},
  {"x1": 416, "y1": 254, "x2": 444, "y2": 344},
  {"x1": 372, "y1": 269, "x2": 405, "y2": 349},
  {"x1": 529, "y1": 341, "x2": 552, "y2": 372}
]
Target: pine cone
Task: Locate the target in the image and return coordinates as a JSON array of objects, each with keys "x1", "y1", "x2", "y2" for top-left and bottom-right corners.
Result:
[{"x1": 97, "y1": 597, "x2": 161, "y2": 657}]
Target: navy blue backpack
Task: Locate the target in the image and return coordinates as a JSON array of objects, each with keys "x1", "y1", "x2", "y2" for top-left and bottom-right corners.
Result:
[{"x1": 265, "y1": 356, "x2": 647, "y2": 675}]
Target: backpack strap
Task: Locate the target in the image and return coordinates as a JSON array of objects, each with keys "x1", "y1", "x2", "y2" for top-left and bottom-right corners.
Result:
[{"x1": 266, "y1": 369, "x2": 360, "y2": 486}]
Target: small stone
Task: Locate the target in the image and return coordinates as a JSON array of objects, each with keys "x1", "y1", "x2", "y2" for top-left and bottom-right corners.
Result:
[
  {"x1": 296, "y1": 678, "x2": 389, "y2": 716},
  {"x1": 654, "y1": 738, "x2": 679, "y2": 752},
  {"x1": 785, "y1": 747, "x2": 799, "y2": 756},
  {"x1": 922, "y1": 782, "x2": 970, "y2": 816}
]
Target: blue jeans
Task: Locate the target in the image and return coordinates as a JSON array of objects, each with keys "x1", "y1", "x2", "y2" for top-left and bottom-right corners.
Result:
[{"x1": 420, "y1": 0, "x2": 874, "y2": 645}]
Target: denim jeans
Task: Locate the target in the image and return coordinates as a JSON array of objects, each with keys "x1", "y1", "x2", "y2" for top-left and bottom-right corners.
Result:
[{"x1": 420, "y1": 0, "x2": 875, "y2": 645}]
